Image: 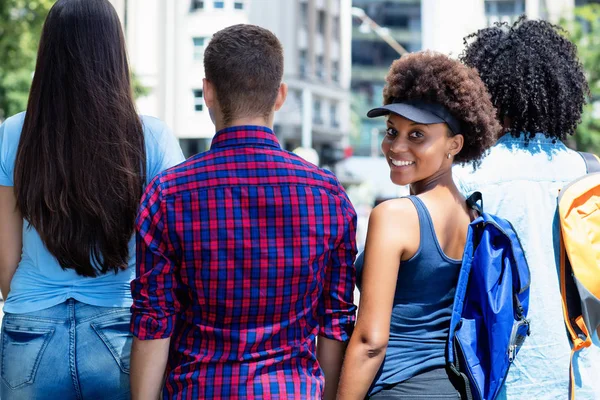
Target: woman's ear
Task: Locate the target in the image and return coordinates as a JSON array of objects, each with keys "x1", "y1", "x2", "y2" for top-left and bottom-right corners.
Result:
[{"x1": 450, "y1": 133, "x2": 464, "y2": 157}]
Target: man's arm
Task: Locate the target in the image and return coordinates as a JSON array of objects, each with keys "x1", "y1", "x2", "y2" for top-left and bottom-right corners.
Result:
[
  {"x1": 130, "y1": 337, "x2": 171, "y2": 400},
  {"x1": 317, "y1": 337, "x2": 348, "y2": 400},
  {"x1": 130, "y1": 177, "x2": 182, "y2": 399},
  {"x1": 317, "y1": 189, "x2": 358, "y2": 400}
]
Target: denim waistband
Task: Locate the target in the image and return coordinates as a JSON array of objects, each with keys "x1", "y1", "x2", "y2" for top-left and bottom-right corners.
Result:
[{"x1": 4, "y1": 298, "x2": 129, "y2": 324}]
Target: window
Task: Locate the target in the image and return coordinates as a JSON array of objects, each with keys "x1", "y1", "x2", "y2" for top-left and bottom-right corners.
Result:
[
  {"x1": 318, "y1": 10, "x2": 326, "y2": 35},
  {"x1": 330, "y1": 103, "x2": 339, "y2": 128},
  {"x1": 485, "y1": 0, "x2": 525, "y2": 25},
  {"x1": 332, "y1": 60, "x2": 339, "y2": 82},
  {"x1": 213, "y1": 1, "x2": 225, "y2": 9},
  {"x1": 234, "y1": 1, "x2": 244, "y2": 9},
  {"x1": 193, "y1": 37, "x2": 206, "y2": 61},
  {"x1": 299, "y1": 50, "x2": 308, "y2": 77},
  {"x1": 352, "y1": 39, "x2": 410, "y2": 67},
  {"x1": 300, "y1": 2, "x2": 309, "y2": 28},
  {"x1": 179, "y1": 138, "x2": 210, "y2": 158},
  {"x1": 332, "y1": 16, "x2": 340, "y2": 40},
  {"x1": 313, "y1": 99, "x2": 322, "y2": 124},
  {"x1": 190, "y1": 0, "x2": 204, "y2": 11},
  {"x1": 296, "y1": 90, "x2": 303, "y2": 112},
  {"x1": 193, "y1": 89, "x2": 204, "y2": 111},
  {"x1": 316, "y1": 55, "x2": 324, "y2": 79}
]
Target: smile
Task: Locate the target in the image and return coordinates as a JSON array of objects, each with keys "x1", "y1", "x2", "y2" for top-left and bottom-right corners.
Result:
[{"x1": 390, "y1": 159, "x2": 415, "y2": 167}]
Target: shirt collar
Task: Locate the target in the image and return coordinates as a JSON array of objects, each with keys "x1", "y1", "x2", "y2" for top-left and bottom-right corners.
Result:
[
  {"x1": 496, "y1": 132, "x2": 566, "y2": 147},
  {"x1": 210, "y1": 125, "x2": 281, "y2": 150}
]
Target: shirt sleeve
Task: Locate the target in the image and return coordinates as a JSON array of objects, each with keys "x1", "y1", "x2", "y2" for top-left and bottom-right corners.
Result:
[
  {"x1": 318, "y1": 185, "x2": 358, "y2": 341},
  {"x1": 130, "y1": 176, "x2": 182, "y2": 340},
  {"x1": 0, "y1": 121, "x2": 13, "y2": 186},
  {"x1": 145, "y1": 117, "x2": 186, "y2": 181}
]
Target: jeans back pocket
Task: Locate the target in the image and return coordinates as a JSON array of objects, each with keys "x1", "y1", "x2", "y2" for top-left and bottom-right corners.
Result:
[
  {"x1": 90, "y1": 312, "x2": 132, "y2": 374},
  {"x1": 1, "y1": 320, "x2": 55, "y2": 389}
]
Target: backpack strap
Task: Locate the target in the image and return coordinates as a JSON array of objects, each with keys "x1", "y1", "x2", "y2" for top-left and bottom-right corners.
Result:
[
  {"x1": 560, "y1": 232, "x2": 593, "y2": 400},
  {"x1": 578, "y1": 152, "x2": 600, "y2": 174},
  {"x1": 466, "y1": 191, "x2": 483, "y2": 216}
]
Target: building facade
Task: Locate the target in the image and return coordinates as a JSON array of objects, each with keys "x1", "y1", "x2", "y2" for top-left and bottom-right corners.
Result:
[
  {"x1": 248, "y1": 0, "x2": 353, "y2": 168},
  {"x1": 109, "y1": 0, "x2": 353, "y2": 165},
  {"x1": 350, "y1": 0, "x2": 422, "y2": 156},
  {"x1": 349, "y1": 0, "x2": 575, "y2": 157}
]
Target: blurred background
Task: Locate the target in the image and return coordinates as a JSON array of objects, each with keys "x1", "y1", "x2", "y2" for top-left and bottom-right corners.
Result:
[{"x1": 1, "y1": 0, "x2": 600, "y2": 252}]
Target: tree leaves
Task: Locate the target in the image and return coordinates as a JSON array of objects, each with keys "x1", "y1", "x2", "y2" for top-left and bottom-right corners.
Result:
[
  {"x1": 562, "y1": 5, "x2": 600, "y2": 153},
  {"x1": 0, "y1": 0, "x2": 54, "y2": 119}
]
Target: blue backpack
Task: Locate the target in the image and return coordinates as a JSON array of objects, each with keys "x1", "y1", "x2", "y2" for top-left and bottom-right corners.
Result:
[{"x1": 447, "y1": 192, "x2": 531, "y2": 400}]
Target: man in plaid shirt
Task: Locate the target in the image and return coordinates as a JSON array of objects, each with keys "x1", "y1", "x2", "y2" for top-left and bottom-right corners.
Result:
[{"x1": 129, "y1": 24, "x2": 357, "y2": 400}]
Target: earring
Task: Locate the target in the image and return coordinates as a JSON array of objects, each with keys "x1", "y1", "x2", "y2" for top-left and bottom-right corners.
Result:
[{"x1": 447, "y1": 153, "x2": 452, "y2": 159}]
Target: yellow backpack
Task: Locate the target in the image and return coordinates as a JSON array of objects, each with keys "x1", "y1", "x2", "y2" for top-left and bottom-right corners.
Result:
[{"x1": 558, "y1": 151, "x2": 600, "y2": 400}]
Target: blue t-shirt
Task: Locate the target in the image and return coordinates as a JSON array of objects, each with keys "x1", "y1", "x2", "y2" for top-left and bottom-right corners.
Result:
[{"x1": 0, "y1": 112, "x2": 186, "y2": 313}]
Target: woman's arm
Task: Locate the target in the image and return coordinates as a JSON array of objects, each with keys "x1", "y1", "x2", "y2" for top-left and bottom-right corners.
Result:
[
  {"x1": 0, "y1": 186, "x2": 22, "y2": 299},
  {"x1": 337, "y1": 199, "x2": 418, "y2": 400}
]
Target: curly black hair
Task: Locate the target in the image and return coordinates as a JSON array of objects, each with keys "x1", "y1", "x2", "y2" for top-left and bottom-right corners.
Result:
[
  {"x1": 383, "y1": 51, "x2": 501, "y2": 165},
  {"x1": 460, "y1": 16, "x2": 590, "y2": 140}
]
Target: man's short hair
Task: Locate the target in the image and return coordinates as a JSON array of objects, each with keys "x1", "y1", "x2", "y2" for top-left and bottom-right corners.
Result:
[{"x1": 204, "y1": 24, "x2": 284, "y2": 125}]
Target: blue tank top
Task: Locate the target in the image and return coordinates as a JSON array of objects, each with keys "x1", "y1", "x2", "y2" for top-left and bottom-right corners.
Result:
[{"x1": 355, "y1": 196, "x2": 462, "y2": 396}]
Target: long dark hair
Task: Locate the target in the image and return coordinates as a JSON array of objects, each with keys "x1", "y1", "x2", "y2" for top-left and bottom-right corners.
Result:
[{"x1": 14, "y1": 0, "x2": 146, "y2": 277}]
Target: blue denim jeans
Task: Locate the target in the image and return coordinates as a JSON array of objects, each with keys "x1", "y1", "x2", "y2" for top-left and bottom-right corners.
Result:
[{"x1": 1, "y1": 299, "x2": 132, "y2": 399}]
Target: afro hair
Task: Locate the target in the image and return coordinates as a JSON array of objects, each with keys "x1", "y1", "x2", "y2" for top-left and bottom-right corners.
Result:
[
  {"x1": 460, "y1": 16, "x2": 590, "y2": 141},
  {"x1": 382, "y1": 51, "x2": 501, "y2": 165}
]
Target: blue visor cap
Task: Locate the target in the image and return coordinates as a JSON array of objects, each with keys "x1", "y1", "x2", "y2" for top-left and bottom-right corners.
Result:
[{"x1": 367, "y1": 99, "x2": 462, "y2": 134}]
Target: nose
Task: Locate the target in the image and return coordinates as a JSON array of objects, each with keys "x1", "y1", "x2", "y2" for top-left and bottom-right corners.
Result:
[{"x1": 388, "y1": 136, "x2": 409, "y2": 155}]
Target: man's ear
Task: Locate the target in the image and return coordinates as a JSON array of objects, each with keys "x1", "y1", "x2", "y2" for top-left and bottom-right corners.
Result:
[
  {"x1": 273, "y1": 83, "x2": 288, "y2": 112},
  {"x1": 203, "y1": 78, "x2": 215, "y2": 109}
]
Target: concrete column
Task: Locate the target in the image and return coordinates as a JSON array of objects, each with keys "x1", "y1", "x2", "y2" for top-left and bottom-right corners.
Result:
[
  {"x1": 157, "y1": 0, "x2": 167, "y2": 121},
  {"x1": 543, "y1": 0, "x2": 575, "y2": 23},
  {"x1": 325, "y1": 0, "x2": 334, "y2": 84},
  {"x1": 308, "y1": 0, "x2": 316, "y2": 78},
  {"x1": 526, "y1": 0, "x2": 541, "y2": 19},
  {"x1": 163, "y1": 1, "x2": 176, "y2": 128},
  {"x1": 302, "y1": 88, "x2": 313, "y2": 148}
]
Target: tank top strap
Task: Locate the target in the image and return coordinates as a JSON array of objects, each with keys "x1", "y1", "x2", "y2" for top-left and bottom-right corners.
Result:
[{"x1": 405, "y1": 196, "x2": 440, "y2": 256}]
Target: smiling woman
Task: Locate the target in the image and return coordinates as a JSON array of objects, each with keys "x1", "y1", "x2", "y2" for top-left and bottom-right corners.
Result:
[{"x1": 337, "y1": 51, "x2": 500, "y2": 400}]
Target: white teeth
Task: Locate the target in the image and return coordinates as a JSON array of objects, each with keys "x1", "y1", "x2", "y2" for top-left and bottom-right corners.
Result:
[{"x1": 390, "y1": 159, "x2": 415, "y2": 167}]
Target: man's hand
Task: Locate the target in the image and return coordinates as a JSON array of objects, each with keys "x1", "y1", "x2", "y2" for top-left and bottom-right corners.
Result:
[{"x1": 317, "y1": 336, "x2": 348, "y2": 400}]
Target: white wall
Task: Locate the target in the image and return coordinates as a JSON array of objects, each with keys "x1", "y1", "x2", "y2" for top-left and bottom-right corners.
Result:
[
  {"x1": 175, "y1": 2, "x2": 249, "y2": 139},
  {"x1": 421, "y1": 0, "x2": 486, "y2": 56},
  {"x1": 110, "y1": 0, "x2": 249, "y2": 139},
  {"x1": 544, "y1": 0, "x2": 575, "y2": 22}
]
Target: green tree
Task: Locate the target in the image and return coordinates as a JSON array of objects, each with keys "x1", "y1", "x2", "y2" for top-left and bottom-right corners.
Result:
[
  {"x1": 0, "y1": 0, "x2": 149, "y2": 121},
  {"x1": 0, "y1": 0, "x2": 55, "y2": 120},
  {"x1": 562, "y1": 5, "x2": 600, "y2": 154}
]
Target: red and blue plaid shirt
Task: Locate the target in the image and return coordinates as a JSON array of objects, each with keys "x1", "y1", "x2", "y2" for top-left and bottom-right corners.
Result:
[{"x1": 131, "y1": 126, "x2": 357, "y2": 399}]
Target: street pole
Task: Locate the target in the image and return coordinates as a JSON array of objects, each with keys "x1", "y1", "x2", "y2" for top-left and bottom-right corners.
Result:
[{"x1": 351, "y1": 7, "x2": 408, "y2": 56}]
